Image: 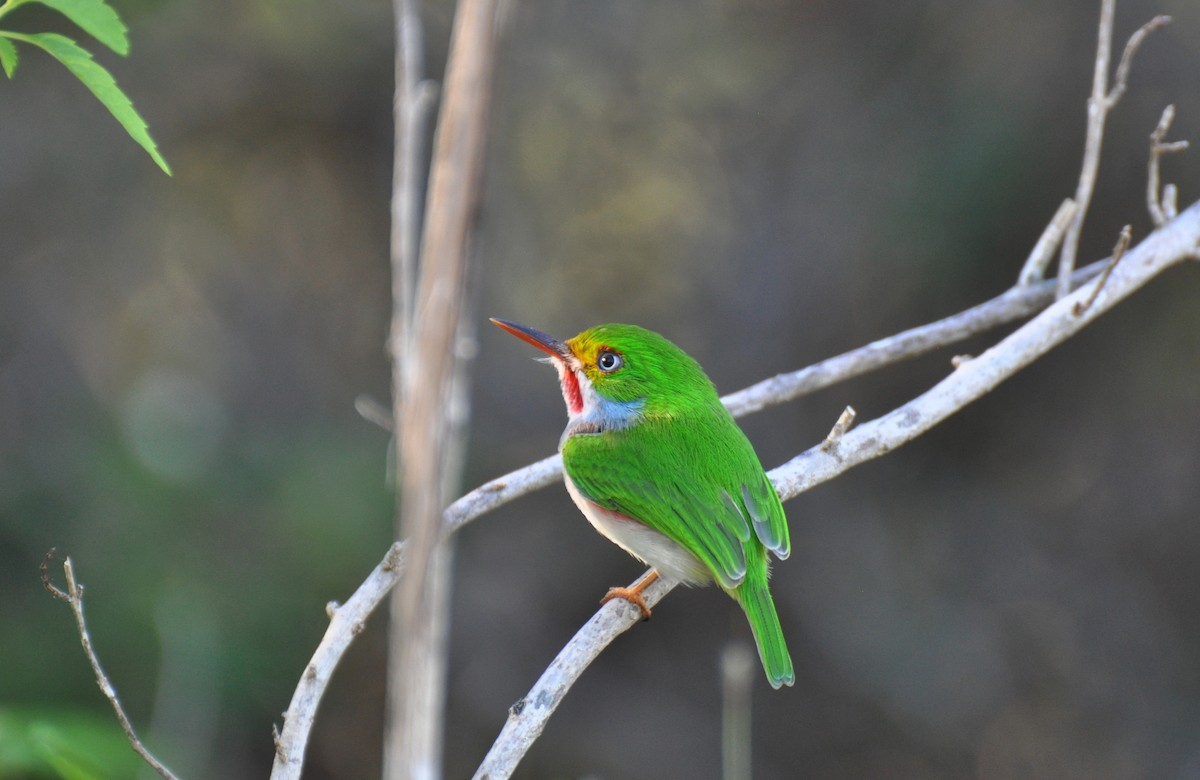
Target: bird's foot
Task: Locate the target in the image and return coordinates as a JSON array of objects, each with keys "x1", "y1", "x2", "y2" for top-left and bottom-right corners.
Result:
[
  {"x1": 601, "y1": 586, "x2": 652, "y2": 620},
  {"x1": 599, "y1": 569, "x2": 660, "y2": 621}
]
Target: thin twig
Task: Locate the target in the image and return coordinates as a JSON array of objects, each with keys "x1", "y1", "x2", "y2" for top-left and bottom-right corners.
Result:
[
  {"x1": 41, "y1": 547, "x2": 68, "y2": 600},
  {"x1": 1074, "y1": 224, "x2": 1131, "y2": 315},
  {"x1": 721, "y1": 260, "x2": 1104, "y2": 418},
  {"x1": 1057, "y1": 6, "x2": 1170, "y2": 298},
  {"x1": 1147, "y1": 105, "x2": 1190, "y2": 227},
  {"x1": 354, "y1": 395, "x2": 395, "y2": 432},
  {"x1": 476, "y1": 200, "x2": 1200, "y2": 779},
  {"x1": 1107, "y1": 15, "x2": 1172, "y2": 107},
  {"x1": 1056, "y1": 0, "x2": 1118, "y2": 300},
  {"x1": 771, "y1": 206, "x2": 1198, "y2": 502},
  {"x1": 1019, "y1": 199, "x2": 1077, "y2": 285},
  {"x1": 44, "y1": 553, "x2": 180, "y2": 780}
]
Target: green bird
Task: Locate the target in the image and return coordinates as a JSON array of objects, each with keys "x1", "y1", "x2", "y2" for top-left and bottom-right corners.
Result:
[{"x1": 491, "y1": 319, "x2": 794, "y2": 689}]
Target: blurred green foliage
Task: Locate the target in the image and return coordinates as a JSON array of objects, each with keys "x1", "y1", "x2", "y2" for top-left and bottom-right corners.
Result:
[{"x1": 0, "y1": 708, "x2": 144, "y2": 779}]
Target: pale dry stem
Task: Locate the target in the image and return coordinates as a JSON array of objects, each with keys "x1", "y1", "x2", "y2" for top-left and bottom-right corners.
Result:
[{"x1": 42, "y1": 552, "x2": 180, "y2": 780}]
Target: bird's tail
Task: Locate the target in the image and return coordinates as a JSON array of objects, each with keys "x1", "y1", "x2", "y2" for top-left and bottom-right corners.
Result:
[{"x1": 735, "y1": 575, "x2": 794, "y2": 689}]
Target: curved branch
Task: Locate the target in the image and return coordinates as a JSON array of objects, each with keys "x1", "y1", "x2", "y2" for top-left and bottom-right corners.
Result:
[
  {"x1": 474, "y1": 202, "x2": 1200, "y2": 779},
  {"x1": 271, "y1": 543, "x2": 405, "y2": 777},
  {"x1": 270, "y1": 254, "x2": 1117, "y2": 776}
]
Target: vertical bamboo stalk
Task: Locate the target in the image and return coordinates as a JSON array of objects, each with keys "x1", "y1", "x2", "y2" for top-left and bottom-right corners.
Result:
[{"x1": 384, "y1": 0, "x2": 498, "y2": 777}]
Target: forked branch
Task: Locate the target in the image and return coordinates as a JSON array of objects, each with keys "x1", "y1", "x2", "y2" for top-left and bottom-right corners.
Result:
[
  {"x1": 1148, "y1": 104, "x2": 1189, "y2": 227},
  {"x1": 476, "y1": 199, "x2": 1200, "y2": 778},
  {"x1": 1056, "y1": 5, "x2": 1170, "y2": 298},
  {"x1": 268, "y1": 251, "x2": 1116, "y2": 777}
]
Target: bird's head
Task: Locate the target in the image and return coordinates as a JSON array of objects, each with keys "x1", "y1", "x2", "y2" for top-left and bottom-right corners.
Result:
[{"x1": 490, "y1": 319, "x2": 714, "y2": 421}]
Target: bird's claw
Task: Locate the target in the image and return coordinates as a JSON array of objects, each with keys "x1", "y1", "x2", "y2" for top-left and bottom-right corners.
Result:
[{"x1": 601, "y1": 586, "x2": 652, "y2": 620}]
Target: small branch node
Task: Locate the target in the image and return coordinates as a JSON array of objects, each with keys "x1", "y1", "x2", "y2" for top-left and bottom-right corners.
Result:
[
  {"x1": 1074, "y1": 225, "x2": 1132, "y2": 316},
  {"x1": 325, "y1": 601, "x2": 340, "y2": 619},
  {"x1": 820, "y1": 406, "x2": 857, "y2": 452},
  {"x1": 951, "y1": 354, "x2": 973, "y2": 368}
]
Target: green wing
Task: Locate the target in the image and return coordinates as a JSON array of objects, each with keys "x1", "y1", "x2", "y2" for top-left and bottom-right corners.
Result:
[{"x1": 562, "y1": 405, "x2": 789, "y2": 590}]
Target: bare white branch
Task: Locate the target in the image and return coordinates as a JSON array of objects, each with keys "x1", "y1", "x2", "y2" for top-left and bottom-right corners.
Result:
[
  {"x1": 470, "y1": 573, "x2": 676, "y2": 780},
  {"x1": 271, "y1": 253, "x2": 1116, "y2": 776},
  {"x1": 474, "y1": 200, "x2": 1200, "y2": 778},
  {"x1": 272, "y1": 543, "x2": 404, "y2": 778},
  {"x1": 722, "y1": 259, "x2": 1103, "y2": 418},
  {"x1": 270, "y1": 224, "x2": 1198, "y2": 779},
  {"x1": 774, "y1": 203, "x2": 1200, "y2": 500}
]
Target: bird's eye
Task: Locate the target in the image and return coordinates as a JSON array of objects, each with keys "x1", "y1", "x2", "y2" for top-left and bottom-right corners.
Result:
[{"x1": 596, "y1": 350, "x2": 623, "y2": 373}]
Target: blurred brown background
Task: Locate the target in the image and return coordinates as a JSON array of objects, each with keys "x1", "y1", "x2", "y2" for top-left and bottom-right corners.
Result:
[{"x1": 3, "y1": 0, "x2": 1200, "y2": 777}]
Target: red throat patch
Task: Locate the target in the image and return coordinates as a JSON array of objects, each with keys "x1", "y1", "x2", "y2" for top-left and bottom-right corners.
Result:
[{"x1": 559, "y1": 367, "x2": 584, "y2": 416}]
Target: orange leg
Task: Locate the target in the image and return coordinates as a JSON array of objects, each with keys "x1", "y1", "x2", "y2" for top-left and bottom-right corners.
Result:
[{"x1": 600, "y1": 569, "x2": 660, "y2": 620}]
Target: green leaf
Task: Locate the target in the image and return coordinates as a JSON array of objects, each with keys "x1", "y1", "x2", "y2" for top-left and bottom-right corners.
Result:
[
  {"x1": 0, "y1": 36, "x2": 17, "y2": 77},
  {"x1": 15, "y1": 31, "x2": 171, "y2": 174},
  {"x1": 28, "y1": 0, "x2": 129, "y2": 55}
]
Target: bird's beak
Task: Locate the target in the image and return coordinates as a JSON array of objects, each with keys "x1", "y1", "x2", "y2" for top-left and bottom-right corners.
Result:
[{"x1": 490, "y1": 318, "x2": 573, "y2": 362}]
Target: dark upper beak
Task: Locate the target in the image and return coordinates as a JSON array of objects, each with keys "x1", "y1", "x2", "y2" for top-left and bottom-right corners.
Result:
[{"x1": 490, "y1": 318, "x2": 572, "y2": 361}]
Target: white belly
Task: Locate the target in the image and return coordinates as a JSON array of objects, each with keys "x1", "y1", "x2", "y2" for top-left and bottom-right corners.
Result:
[{"x1": 563, "y1": 472, "x2": 710, "y2": 587}]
